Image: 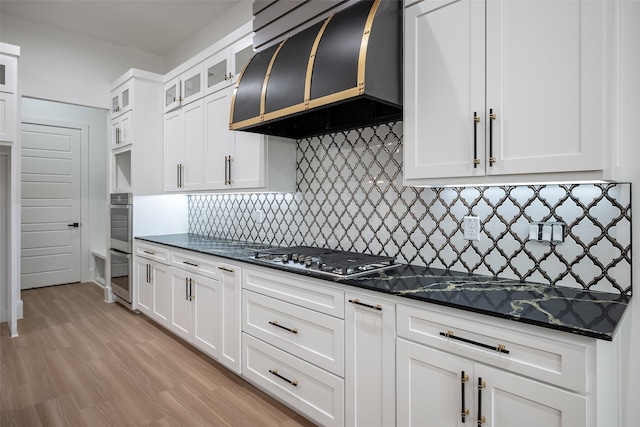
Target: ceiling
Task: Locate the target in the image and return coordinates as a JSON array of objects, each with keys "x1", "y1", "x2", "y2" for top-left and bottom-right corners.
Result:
[{"x1": 0, "y1": 0, "x2": 243, "y2": 57}]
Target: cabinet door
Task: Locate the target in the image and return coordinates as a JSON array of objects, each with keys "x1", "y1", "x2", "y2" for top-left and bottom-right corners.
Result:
[
  {"x1": 218, "y1": 263, "x2": 241, "y2": 374},
  {"x1": 476, "y1": 364, "x2": 587, "y2": 427},
  {"x1": 181, "y1": 99, "x2": 205, "y2": 191},
  {"x1": 136, "y1": 259, "x2": 153, "y2": 316},
  {"x1": 232, "y1": 126, "x2": 265, "y2": 189},
  {"x1": 169, "y1": 267, "x2": 193, "y2": 341},
  {"x1": 204, "y1": 89, "x2": 232, "y2": 190},
  {"x1": 485, "y1": 0, "x2": 604, "y2": 176},
  {"x1": 404, "y1": 0, "x2": 485, "y2": 181},
  {"x1": 181, "y1": 64, "x2": 204, "y2": 106},
  {"x1": 204, "y1": 50, "x2": 231, "y2": 96},
  {"x1": 164, "y1": 109, "x2": 183, "y2": 192},
  {"x1": 0, "y1": 54, "x2": 17, "y2": 94},
  {"x1": 112, "y1": 111, "x2": 133, "y2": 149},
  {"x1": 345, "y1": 293, "x2": 395, "y2": 427},
  {"x1": 111, "y1": 80, "x2": 133, "y2": 118},
  {"x1": 229, "y1": 36, "x2": 255, "y2": 85},
  {"x1": 0, "y1": 92, "x2": 16, "y2": 142},
  {"x1": 397, "y1": 338, "x2": 474, "y2": 427},
  {"x1": 164, "y1": 75, "x2": 181, "y2": 113},
  {"x1": 151, "y1": 262, "x2": 171, "y2": 324},
  {"x1": 192, "y1": 272, "x2": 221, "y2": 357}
]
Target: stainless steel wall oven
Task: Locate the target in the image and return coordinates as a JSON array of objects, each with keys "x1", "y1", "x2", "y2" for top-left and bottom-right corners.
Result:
[{"x1": 109, "y1": 193, "x2": 133, "y2": 305}]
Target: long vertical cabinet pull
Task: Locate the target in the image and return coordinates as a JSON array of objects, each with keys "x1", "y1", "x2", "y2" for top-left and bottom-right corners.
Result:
[
  {"x1": 185, "y1": 277, "x2": 189, "y2": 301},
  {"x1": 489, "y1": 109, "x2": 497, "y2": 166},
  {"x1": 180, "y1": 164, "x2": 184, "y2": 188},
  {"x1": 189, "y1": 278, "x2": 193, "y2": 301},
  {"x1": 177, "y1": 164, "x2": 181, "y2": 188},
  {"x1": 473, "y1": 113, "x2": 480, "y2": 168},
  {"x1": 477, "y1": 377, "x2": 486, "y2": 425},
  {"x1": 224, "y1": 156, "x2": 229, "y2": 185},
  {"x1": 460, "y1": 371, "x2": 469, "y2": 423}
]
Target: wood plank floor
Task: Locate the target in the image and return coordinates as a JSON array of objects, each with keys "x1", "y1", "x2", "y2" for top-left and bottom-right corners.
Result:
[{"x1": 0, "y1": 282, "x2": 316, "y2": 427}]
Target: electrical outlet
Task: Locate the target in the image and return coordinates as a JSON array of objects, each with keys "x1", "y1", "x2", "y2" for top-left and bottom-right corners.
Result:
[
  {"x1": 252, "y1": 210, "x2": 265, "y2": 224},
  {"x1": 463, "y1": 216, "x2": 480, "y2": 241}
]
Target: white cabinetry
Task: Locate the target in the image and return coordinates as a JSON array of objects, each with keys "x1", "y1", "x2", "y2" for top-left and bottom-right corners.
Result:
[
  {"x1": 396, "y1": 304, "x2": 591, "y2": 426},
  {"x1": 0, "y1": 50, "x2": 18, "y2": 143},
  {"x1": 164, "y1": 99, "x2": 205, "y2": 192},
  {"x1": 242, "y1": 267, "x2": 345, "y2": 427},
  {"x1": 345, "y1": 292, "x2": 396, "y2": 427},
  {"x1": 108, "y1": 69, "x2": 164, "y2": 195},
  {"x1": 404, "y1": 0, "x2": 610, "y2": 186},
  {"x1": 134, "y1": 241, "x2": 171, "y2": 323},
  {"x1": 203, "y1": 35, "x2": 254, "y2": 96},
  {"x1": 203, "y1": 86, "x2": 296, "y2": 192},
  {"x1": 164, "y1": 63, "x2": 205, "y2": 113},
  {"x1": 133, "y1": 242, "x2": 242, "y2": 371}
]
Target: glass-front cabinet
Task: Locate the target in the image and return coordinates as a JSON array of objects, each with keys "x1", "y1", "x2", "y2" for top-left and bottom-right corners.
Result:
[
  {"x1": 164, "y1": 64, "x2": 204, "y2": 113},
  {"x1": 0, "y1": 54, "x2": 17, "y2": 94},
  {"x1": 111, "y1": 79, "x2": 133, "y2": 119},
  {"x1": 204, "y1": 35, "x2": 254, "y2": 96}
]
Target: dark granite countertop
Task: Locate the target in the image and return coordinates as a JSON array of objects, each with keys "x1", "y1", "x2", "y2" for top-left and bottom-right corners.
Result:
[{"x1": 137, "y1": 233, "x2": 630, "y2": 341}]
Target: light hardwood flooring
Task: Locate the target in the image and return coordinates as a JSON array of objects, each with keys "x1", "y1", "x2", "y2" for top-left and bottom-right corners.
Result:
[{"x1": 0, "y1": 282, "x2": 316, "y2": 427}]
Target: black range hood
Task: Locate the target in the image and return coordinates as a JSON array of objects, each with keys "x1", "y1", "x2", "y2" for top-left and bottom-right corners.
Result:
[{"x1": 229, "y1": 0, "x2": 402, "y2": 139}]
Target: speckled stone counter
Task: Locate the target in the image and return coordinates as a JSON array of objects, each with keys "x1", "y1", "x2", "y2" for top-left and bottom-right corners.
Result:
[{"x1": 137, "y1": 233, "x2": 630, "y2": 341}]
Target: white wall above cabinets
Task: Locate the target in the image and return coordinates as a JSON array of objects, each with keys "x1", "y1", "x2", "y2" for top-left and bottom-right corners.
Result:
[
  {"x1": 404, "y1": 0, "x2": 618, "y2": 186},
  {"x1": 108, "y1": 69, "x2": 164, "y2": 196}
]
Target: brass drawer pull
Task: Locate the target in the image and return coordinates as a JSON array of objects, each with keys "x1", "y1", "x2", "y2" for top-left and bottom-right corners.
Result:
[
  {"x1": 182, "y1": 261, "x2": 199, "y2": 267},
  {"x1": 349, "y1": 298, "x2": 382, "y2": 311},
  {"x1": 440, "y1": 330, "x2": 510, "y2": 354},
  {"x1": 268, "y1": 320, "x2": 298, "y2": 334},
  {"x1": 269, "y1": 369, "x2": 298, "y2": 387}
]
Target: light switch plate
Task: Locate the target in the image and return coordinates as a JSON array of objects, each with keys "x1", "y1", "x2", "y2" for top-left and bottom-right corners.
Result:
[{"x1": 463, "y1": 216, "x2": 480, "y2": 241}]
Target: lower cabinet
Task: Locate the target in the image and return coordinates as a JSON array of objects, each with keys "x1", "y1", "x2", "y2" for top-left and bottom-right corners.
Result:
[
  {"x1": 135, "y1": 257, "x2": 170, "y2": 323},
  {"x1": 345, "y1": 292, "x2": 396, "y2": 427},
  {"x1": 169, "y1": 266, "x2": 220, "y2": 357},
  {"x1": 397, "y1": 339, "x2": 586, "y2": 427}
]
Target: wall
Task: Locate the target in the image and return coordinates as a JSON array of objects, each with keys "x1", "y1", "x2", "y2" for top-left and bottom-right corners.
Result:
[
  {"x1": 0, "y1": 14, "x2": 165, "y2": 109},
  {"x1": 163, "y1": 1, "x2": 253, "y2": 72},
  {"x1": 21, "y1": 97, "x2": 107, "y2": 283}
]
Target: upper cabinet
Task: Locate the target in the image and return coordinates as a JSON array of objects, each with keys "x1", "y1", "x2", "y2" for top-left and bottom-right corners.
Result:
[
  {"x1": 203, "y1": 35, "x2": 254, "y2": 96},
  {"x1": 404, "y1": 0, "x2": 611, "y2": 186},
  {"x1": 164, "y1": 64, "x2": 205, "y2": 113},
  {"x1": 111, "y1": 79, "x2": 133, "y2": 119},
  {"x1": 0, "y1": 44, "x2": 19, "y2": 144},
  {"x1": 108, "y1": 69, "x2": 164, "y2": 196}
]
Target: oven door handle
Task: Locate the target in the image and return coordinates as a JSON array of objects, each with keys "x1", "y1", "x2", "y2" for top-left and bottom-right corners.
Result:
[{"x1": 110, "y1": 249, "x2": 131, "y2": 259}]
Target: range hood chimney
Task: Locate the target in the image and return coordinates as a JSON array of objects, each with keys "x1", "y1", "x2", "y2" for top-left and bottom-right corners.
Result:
[{"x1": 230, "y1": 0, "x2": 402, "y2": 139}]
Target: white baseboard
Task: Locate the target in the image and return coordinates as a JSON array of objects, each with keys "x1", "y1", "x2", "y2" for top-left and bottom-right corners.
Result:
[{"x1": 17, "y1": 299, "x2": 23, "y2": 319}]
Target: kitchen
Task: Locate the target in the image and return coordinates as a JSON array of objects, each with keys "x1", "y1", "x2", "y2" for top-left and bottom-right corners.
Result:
[{"x1": 1, "y1": 0, "x2": 639, "y2": 426}]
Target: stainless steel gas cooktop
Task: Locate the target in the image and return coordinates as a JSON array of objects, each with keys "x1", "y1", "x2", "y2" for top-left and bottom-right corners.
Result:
[{"x1": 250, "y1": 246, "x2": 401, "y2": 278}]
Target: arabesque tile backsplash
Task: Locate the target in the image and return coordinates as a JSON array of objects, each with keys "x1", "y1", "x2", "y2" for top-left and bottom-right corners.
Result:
[{"x1": 189, "y1": 121, "x2": 631, "y2": 295}]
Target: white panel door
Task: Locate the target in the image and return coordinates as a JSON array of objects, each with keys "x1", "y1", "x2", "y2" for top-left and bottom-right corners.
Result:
[
  {"x1": 182, "y1": 99, "x2": 204, "y2": 191},
  {"x1": 485, "y1": 0, "x2": 604, "y2": 176},
  {"x1": 404, "y1": 0, "x2": 485, "y2": 180},
  {"x1": 204, "y1": 89, "x2": 231, "y2": 190},
  {"x1": 21, "y1": 122, "x2": 81, "y2": 289}
]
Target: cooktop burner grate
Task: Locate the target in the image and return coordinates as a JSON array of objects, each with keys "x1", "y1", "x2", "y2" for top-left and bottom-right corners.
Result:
[{"x1": 251, "y1": 246, "x2": 400, "y2": 278}]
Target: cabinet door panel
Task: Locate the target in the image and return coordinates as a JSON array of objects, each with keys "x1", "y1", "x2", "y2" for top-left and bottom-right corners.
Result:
[
  {"x1": 136, "y1": 259, "x2": 152, "y2": 315},
  {"x1": 182, "y1": 99, "x2": 204, "y2": 191},
  {"x1": 476, "y1": 365, "x2": 586, "y2": 427},
  {"x1": 0, "y1": 92, "x2": 16, "y2": 142},
  {"x1": 204, "y1": 50, "x2": 230, "y2": 95},
  {"x1": 169, "y1": 267, "x2": 192, "y2": 340},
  {"x1": 163, "y1": 109, "x2": 183, "y2": 192},
  {"x1": 164, "y1": 76, "x2": 181, "y2": 113},
  {"x1": 152, "y1": 262, "x2": 171, "y2": 324},
  {"x1": 204, "y1": 89, "x2": 232, "y2": 190},
  {"x1": 397, "y1": 338, "x2": 474, "y2": 427},
  {"x1": 345, "y1": 293, "x2": 395, "y2": 427},
  {"x1": 404, "y1": 0, "x2": 485, "y2": 180},
  {"x1": 219, "y1": 263, "x2": 241, "y2": 374},
  {"x1": 485, "y1": 0, "x2": 603, "y2": 175},
  {"x1": 193, "y1": 274, "x2": 220, "y2": 357},
  {"x1": 181, "y1": 64, "x2": 204, "y2": 106}
]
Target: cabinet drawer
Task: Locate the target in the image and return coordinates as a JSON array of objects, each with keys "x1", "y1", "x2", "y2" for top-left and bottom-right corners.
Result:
[
  {"x1": 243, "y1": 290, "x2": 344, "y2": 376},
  {"x1": 136, "y1": 241, "x2": 169, "y2": 264},
  {"x1": 170, "y1": 249, "x2": 220, "y2": 280},
  {"x1": 243, "y1": 333, "x2": 344, "y2": 427},
  {"x1": 397, "y1": 304, "x2": 589, "y2": 393},
  {"x1": 243, "y1": 267, "x2": 344, "y2": 318}
]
